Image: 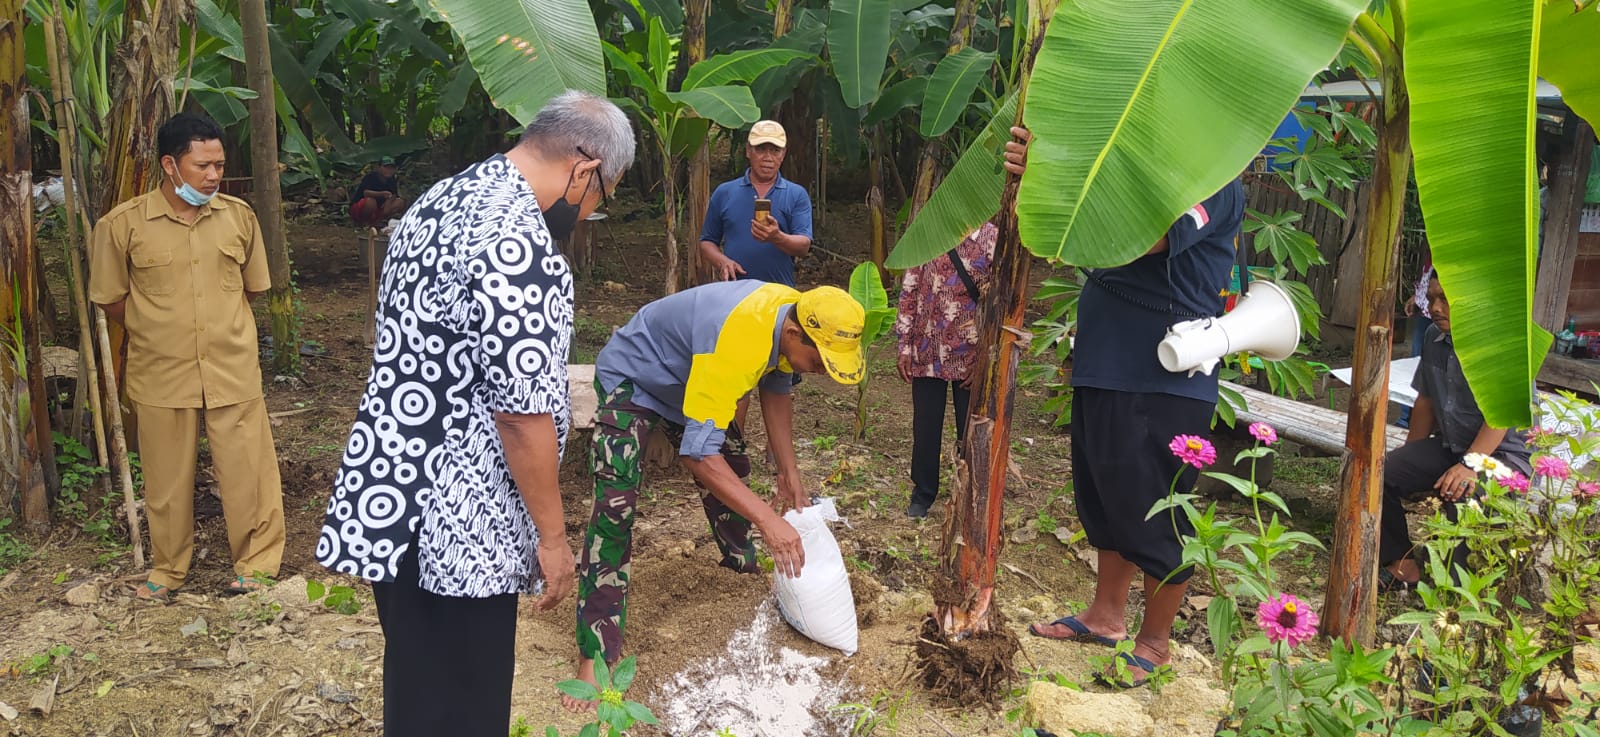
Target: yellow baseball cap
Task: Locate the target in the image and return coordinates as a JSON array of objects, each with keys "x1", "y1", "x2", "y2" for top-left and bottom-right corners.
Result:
[
  {"x1": 795, "y1": 286, "x2": 865, "y2": 385},
  {"x1": 748, "y1": 120, "x2": 787, "y2": 149}
]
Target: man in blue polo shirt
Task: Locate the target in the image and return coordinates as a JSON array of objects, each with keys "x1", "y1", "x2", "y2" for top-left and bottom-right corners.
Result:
[
  {"x1": 699, "y1": 120, "x2": 814, "y2": 286},
  {"x1": 1005, "y1": 128, "x2": 1245, "y2": 689}
]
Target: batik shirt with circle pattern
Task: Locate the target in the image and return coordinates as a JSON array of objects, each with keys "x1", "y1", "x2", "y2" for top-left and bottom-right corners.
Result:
[{"x1": 315, "y1": 154, "x2": 572, "y2": 598}]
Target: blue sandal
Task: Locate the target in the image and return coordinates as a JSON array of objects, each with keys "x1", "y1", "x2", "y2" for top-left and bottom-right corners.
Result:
[
  {"x1": 1093, "y1": 651, "x2": 1160, "y2": 689},
  {"x1": 1029, "y1": 615, "x2": 1122, "y2": 648}
]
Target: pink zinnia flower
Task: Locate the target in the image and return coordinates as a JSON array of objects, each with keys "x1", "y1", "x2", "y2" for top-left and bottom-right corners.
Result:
[
  {"x1": 1503, "y1": 472, "x2": 1530, "y2": 494},
  {"x1": 1248, "y1": 422, "x2": 1278, "y2": 445},
  {"x1": 1575, "y1": 482, "x2": 1599, "y2": 501},
  {"x1": 1534, "y1": 456, "x2": 1571, "y2": 481},
  {"x1": 1257, "y1": 593, "x2": 1319, "y2": 648},
  {"x1": 1169, "y1": 435, "x2": 1217, "y2": 469}
]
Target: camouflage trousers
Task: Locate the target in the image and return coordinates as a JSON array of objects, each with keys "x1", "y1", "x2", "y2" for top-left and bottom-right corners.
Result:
[{"x1": 576, "y1": 379, "x2": 758, "y2": 664}]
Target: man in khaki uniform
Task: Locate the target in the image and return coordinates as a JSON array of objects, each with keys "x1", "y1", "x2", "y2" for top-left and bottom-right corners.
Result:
[{"x1": 89, "y1": 113, "x2": 284, "y2": 601}]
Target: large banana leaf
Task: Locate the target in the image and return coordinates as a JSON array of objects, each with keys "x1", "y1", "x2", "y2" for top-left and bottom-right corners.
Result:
[
  {"x1": 429, "y1": 0, "x2": 605, "y2": 125},
  {"x1": 1540, "y1": 0, "x2": 1600, "y2": 126},
  {"x1": 268, "y1": 28, "x2": 357, "y2": 151},
  {"x1": 886, "y1": 90, "x2": 1018, "y2": 269},
  {"x1": 863, "y1": 77, "x2": 929, "y2": 126},
  {"x1": 666, "y1": 87, "x2": 760, "y2": 129},
  {"x1": 1409, "y1": 0, "x2": 1550, "y2": 428},
  {"x1": 920, "y1": 47, "x2": 996, "y2": 138},
  {"x1": 849, "y1": 262, "x2": 895, "y2": 346},
  {"x1": 827, "y1": 0, "x2": 893, "y2": 109},
  {"x1": 683, "y1": 49, "x2": 814, "y2": 90},
  {"x1": 1015, "y1": 0, "x2": 1364, "y2": 267}
]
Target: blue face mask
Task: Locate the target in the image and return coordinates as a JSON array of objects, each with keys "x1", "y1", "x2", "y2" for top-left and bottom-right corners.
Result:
[{"x1": 167, "y1": 165, "x2": 215, "y2": 207}]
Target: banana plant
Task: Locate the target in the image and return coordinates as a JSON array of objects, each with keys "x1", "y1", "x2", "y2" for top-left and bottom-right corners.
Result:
[
  {"x1": 891, "y1": 0, "x2": 1600, "y2": 642},
  {"x1": 604, "y1": 15, "x2": 812, "y2": 294},
  {"x1": 846, "y1": 262, "x2": 896, "y2": 440}
]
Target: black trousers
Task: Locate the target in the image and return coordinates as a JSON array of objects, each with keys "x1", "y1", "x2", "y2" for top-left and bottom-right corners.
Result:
[
  {"x1": 1379, "y1": 436, "x2": 1470, "y2": 569},
  {"x1": 1071, "y1": 387, "x2": 1213, "y2": 583},
  {"x1": 910, "y1": 378, "x2": 972, "y2": 508},
  {"x1": 372, "y1": 549, "x2": 519, "y2": 737}
]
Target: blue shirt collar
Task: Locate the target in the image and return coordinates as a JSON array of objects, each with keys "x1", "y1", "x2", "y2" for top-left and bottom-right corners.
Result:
[{"x1": 741, "y1": 169, "x2": 789, "y2": 191}]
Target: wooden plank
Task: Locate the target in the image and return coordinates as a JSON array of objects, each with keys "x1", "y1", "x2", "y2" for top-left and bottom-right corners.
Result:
[
  {"x1": 570, "y1": 364, "x2": 597, "y2": 430},
  {"x1": 1330, "y1": 183, "x2": 1371, "y2": 327},
  {"x1": 1535, "y1": 118, "x2": 1596, "y2": 333},
  {"x1": 1537, "y1": 353, "x2": 1600, "y2": 397},
  {"x1": 1223, "y1": 380, "x2": 1407, "y2": 455}
]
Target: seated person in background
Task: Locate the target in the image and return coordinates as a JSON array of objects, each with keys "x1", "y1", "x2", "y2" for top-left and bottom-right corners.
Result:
[
  {"x1": 1379, "y1": 274, "x2": 1531, "y2": 591},
  {"x1": 349, "y1": 156, "x2": 406, "y2": 226}
]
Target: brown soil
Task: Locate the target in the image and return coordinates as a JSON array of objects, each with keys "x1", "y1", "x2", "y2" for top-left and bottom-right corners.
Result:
[
  {"x1": 1, "y1": 191, "x2": 1341, "y2": 737},
  {"x1": 915, "y1": 616, "x2": 1022, "y2": 706}
]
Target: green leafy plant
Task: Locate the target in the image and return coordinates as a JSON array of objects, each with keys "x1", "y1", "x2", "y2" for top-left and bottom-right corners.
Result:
[
  {"x1": 552, "y1": 656, "x2": 658, "y2": 737},
  {"x1": 847, "y1": 262, "x2": 898, "y2": 440},
  {"x1": 0, "y1": 516, "x2": 30, "y2": 574},
  {"x1": 306, "y1": 578, "x2": 362, "y2": 616},
  {"x1": 18, "y1": 645, "x2": 74, "y2": 679},
  {"x1": 830, "y1": 688, "x2": 907, "y2": 736}
]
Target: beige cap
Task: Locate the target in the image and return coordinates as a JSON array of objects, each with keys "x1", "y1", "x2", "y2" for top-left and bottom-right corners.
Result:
[{"x1": 748, "y1": 120, "x2": 787, "y2": 148}]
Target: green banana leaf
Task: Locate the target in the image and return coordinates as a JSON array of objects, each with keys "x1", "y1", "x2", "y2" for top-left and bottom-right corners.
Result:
[
  {"x1": 268, "y1": 27, "x2": 358, "y2": 151},
  {"x1": 920, "y1": 47, "x2": 996, "y2": 138},
  {"x1": 848, "y1": 262, "x2": 895, "y2": 346},
  {"x1": 429, "y1": 0, "x2": 605, "y2": 125},
  {"x1": 1409, "y1": 0, "x2": 1551, "y2": 428},
  {"x1": 1015, "y1": 0, "x2": 1364, "y2": 267},
  {"x1": 827, "y1": 0, "x2": 893, "y2": 109},
  {"x1": 885, "y1": 90, "x2": 1018, "y2": 269},
  {"x1": 665, "y1": 87, "x2": 761, "y2": 129},
  {"x1": 194, "y1": 0, "x2": 243, "y2": 61},
  {"x1": 1540, "y1": 0, "x2": 1600, "y2": 127},
  {"x1": 864, "y1": 78, "x2": 930, "y2": 127},
  {"x1": 683, "y1": 49, "x2": 815, "y2": 90}
]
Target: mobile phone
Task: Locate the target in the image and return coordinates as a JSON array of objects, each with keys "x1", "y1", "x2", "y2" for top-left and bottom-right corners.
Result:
[{"x1": 754, "y1": 198, "x2": 772, "y2": 224}]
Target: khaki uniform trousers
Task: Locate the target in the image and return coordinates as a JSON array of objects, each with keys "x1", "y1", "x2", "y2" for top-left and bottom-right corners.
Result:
[{"x1": 135, "y1": 397, "x2": 285, "y2": 589}]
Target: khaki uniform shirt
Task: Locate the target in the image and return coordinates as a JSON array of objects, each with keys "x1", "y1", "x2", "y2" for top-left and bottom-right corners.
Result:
[{"x1": 89, "y1": 190, "x2": 272, "y2": 409}]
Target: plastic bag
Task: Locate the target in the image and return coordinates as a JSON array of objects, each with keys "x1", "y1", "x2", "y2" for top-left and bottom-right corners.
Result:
[{"x1": 772, "y1": 497, "x2": 857, "y2": 655}]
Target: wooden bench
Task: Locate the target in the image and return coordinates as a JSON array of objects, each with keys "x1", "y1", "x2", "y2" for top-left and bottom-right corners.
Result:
[{"x1": 1222, "y1": 380, "x2": 1407, "y2": 455}]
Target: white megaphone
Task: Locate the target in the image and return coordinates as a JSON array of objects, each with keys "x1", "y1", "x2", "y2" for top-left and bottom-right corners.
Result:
[{"x1": 1157, "y1": 280, "x2": 1301, "y2": 377}]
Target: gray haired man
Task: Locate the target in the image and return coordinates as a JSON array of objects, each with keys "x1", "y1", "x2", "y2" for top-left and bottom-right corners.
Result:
[{"x1": 315, "y1": 90, "x2": 635, "y2": 737}]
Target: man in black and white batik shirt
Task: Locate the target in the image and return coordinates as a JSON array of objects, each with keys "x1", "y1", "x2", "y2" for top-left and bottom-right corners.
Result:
[{"x1": 315, "y1": 90, "x2": 634, "y2": 737}]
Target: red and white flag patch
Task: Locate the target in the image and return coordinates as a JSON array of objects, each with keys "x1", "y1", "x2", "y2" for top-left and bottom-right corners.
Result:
[{"x1": 1184, "y1": 203, "x2": 1210, "y2": 230}]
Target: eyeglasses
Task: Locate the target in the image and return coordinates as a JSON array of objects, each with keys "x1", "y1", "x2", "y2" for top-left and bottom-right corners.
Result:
[{"x1": 577, "y1": 146, "x2": 610, "y2": 211}]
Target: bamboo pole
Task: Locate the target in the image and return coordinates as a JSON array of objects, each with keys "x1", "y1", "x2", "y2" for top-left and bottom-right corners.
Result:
[
  {"x1": 44, "y1": 15, "x2": 112, "y2": 487},
  {"x1": 45, "y1": 14, "x2": 143, "y2": 567}
]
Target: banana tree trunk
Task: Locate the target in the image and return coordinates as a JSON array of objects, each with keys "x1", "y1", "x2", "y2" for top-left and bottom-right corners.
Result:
[
  {"x1": 682, "y1": 0, "x2": 710, "y2": 287},
  {"x1": 1322, "y1": 60, "x2": 1411, "y2": 645},
  {"x1": 931, "y1": 0, "x2": 1056, "y2": 644},
  {"x1": 242, "y1": 0, "x2": 297, "y2": 375},
  {"x1": 2, "y1": 0, "x2": 55, "y2": 526},
  {"x1": 663, "y1": 149, "x2": 681, "y2": 295},
  {"x1": 909, "y1": 0, "x2": 977, "y2": 223}
]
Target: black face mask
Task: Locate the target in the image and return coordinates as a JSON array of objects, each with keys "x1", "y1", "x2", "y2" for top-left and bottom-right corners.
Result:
[{"x1": 542, "y1": 160, "x2": 591, "y2": 242}]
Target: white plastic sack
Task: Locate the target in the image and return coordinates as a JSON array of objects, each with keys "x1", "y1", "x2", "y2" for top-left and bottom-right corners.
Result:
[{"x1": 772, "y1": 498, "x2": 857, "y2": 655}]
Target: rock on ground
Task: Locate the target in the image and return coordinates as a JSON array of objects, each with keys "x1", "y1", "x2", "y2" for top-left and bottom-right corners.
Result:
[
  {"x1": 1024, "y1": 681, "x2": 1155, "y2": 737},
  {"x1": 1150, "y1": 678, "x2": 1229, "y2": 736},
  {"x1": 63, "y1": 581, "x2": 100, "y2": 607}
]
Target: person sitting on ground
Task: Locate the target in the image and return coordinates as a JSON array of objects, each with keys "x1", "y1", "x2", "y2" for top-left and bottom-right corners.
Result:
[
  {"x1": 564, "y1": 280, "x2": 864, "y2": 711},
  {"x1": 895, "y1": 221, "x2": 996, "y2": 519},
  {"x1": 1378, "y1": 274, "x2": 1531, "y2": 592},
  {"x1": 349, "y1": 156, "x2": 407, "y2": 227}
]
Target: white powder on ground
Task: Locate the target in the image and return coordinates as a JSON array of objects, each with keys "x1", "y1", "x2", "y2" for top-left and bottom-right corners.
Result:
[{"x1": 655, "y1": 601, "x2": 851, "y2": 737}]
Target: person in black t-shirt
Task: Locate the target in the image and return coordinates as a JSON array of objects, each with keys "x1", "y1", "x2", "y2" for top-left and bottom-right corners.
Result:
[
  {"x1": 1004, "y1": 126, "x2": 1245, "y2": 689},
  {"x1": 350, "y1": 156, "x2": 407, "y2": 226}
]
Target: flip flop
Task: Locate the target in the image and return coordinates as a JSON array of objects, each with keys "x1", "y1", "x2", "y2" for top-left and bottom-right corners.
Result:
[
  {"x1": 224, "y1": 575, "x2": 270, "y2": 596},
  {"x1": 1378, "y1": 568, "x2": 1418, "y2": 594},
  {"x1": 135, "y1": 581, "x2": 171, "y2": 604},
  {"x1": 1029, "y1": 615, "x2": 1122, "y2": 648},
  {"x1": 1092, "y1": 651, "x2": 1160, "y2": 689}
]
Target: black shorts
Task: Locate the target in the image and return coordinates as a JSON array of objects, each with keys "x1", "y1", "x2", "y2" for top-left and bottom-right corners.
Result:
[{"x1": 1071, "y1": 387, "x2": 1214, "y2": 583}]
